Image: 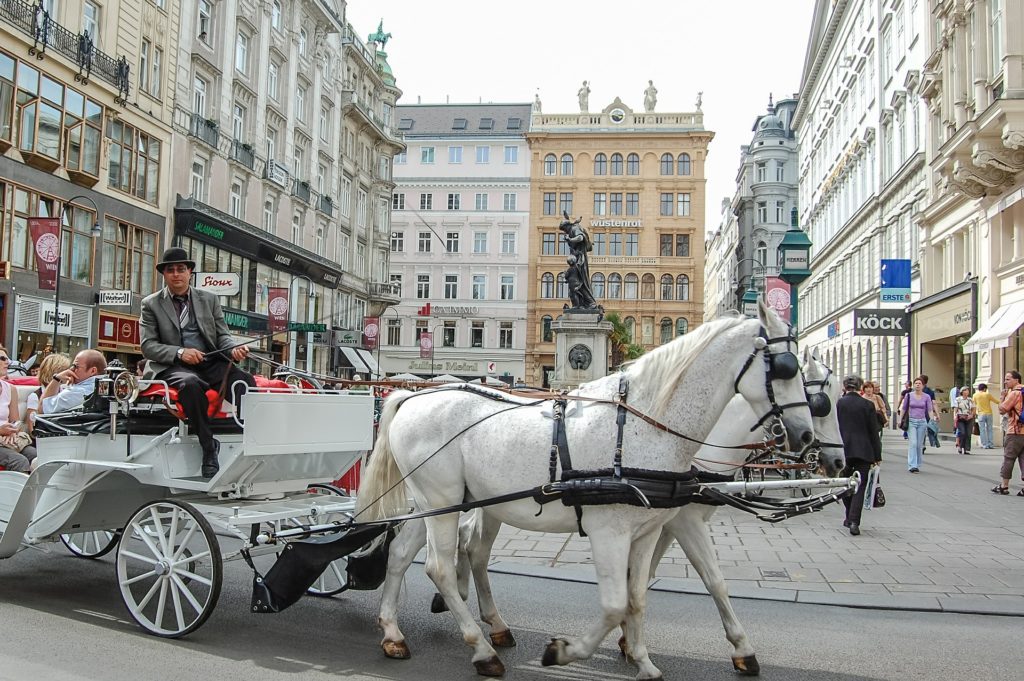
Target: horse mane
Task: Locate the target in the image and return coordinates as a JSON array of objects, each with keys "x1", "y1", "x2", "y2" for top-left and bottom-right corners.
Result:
[{"x1": 628, "y1": 315, "x2": 749, "y2": 418}]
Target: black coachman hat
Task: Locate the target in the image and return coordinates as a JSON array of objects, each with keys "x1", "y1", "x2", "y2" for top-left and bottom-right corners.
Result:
[{"x1": 156, "y1": 247, "x2": 196, "y2": 273}]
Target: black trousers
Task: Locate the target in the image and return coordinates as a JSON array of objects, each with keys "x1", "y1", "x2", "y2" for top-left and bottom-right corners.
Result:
[
  {"x1": 842, "y1": 459, "x2": 873, "y2": 526},
  {"x1": 156, "y1": 359, "x2": 256, "y2": 453}
]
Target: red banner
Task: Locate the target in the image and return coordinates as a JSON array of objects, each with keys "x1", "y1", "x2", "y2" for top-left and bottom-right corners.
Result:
[
  {"x1": 29, "y1": 217, "x2": 61, "y2": 291},
  {"x1": 765, "y1": 277, "x2": 792, "y2": 322},
  {"x1": 363, "y1": 316, "x2": 380, "y2": 350},
  {"x1": 268, "y1": 287, "x2": 289, "y2": 333},
  {"x1": 419, "y1": 331, "x2": 433, "y2": 359}
]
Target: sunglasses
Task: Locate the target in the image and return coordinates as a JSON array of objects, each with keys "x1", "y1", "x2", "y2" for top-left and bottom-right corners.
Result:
[{"x1": 70, "y1": 363, "x2": 80, "y2": 370}]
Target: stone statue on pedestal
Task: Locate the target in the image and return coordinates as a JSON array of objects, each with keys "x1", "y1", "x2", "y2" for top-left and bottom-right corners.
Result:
[
  {"x1": 578, "y1": 80, "x2": 590, "y2": 113},
  {"x1": 560, "y1": 213, "x2": 601, "y2": 312},
  {"x1": 644, "y1": 80, "x2": 657, "y2": 112}
]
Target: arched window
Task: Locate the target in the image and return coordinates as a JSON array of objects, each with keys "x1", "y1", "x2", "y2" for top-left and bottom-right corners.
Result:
[
  {"x1": 543, "y1": 154, "x2": 556, "y2": 176},
  {"x1": 560, "y1": 153, "x2": 574, "y2": 175},
  {"x1": 591, "y1": 272, "x2": 605, "y2": 298},
  {"x1": 540, "y1": 272, "x2": 554, "y2": 298},
  {"x1": 660, "y1": 153, "x2": 674, "y2": 175},
  {"x1": 626, "y1": 153, "x2": 640, "y2": 175},
  {"x1": 755, "y1": 241, "x2": 768, "y2": 266},
  {"x1": 676, "y1": 274, "x2": 690, "y2": 301},
  {"x1": 610, "y1": 153, "x2": 623, "y2": 175},
  {"x1": 556, "y1": 272, "x2": 567, "y2": 299},
  {"x1": 624, "y1": 316, "x2": 636, "y2": 342},
  {"x1": 660, "y1": 317, "x2": 673, "y2": 344},
  {"x1": 593, "y1": 153, "x2": 607, "y2": 176},
  {"x1": 676, "y1": 317, "x2": 688, "y2": 337},
  {"x1": 641, "y1": 273, "x2": 656, "y2": 299},
  {"x1": 660, "y1": 274, "x2": 674, "y2": 300},
  {"x1": 608, "y1": 273, "x2": 622, "y2": 298},
  {"x1": 677, "y1": 153, "x2": 691, "y2": 175},
  {"x1": 541, "y1": 315, "x2": 553, "y2": 342},
  {"x1": 624, "y1": 273, "x2": 639, "y2": 299}
]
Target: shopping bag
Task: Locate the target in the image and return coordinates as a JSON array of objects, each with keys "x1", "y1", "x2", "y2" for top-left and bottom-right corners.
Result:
[{"x1": 863, "y1": 465, "x2": 881, "y2": 511}]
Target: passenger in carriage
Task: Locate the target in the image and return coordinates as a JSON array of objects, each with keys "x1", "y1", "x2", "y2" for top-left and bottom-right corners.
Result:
[
  {"x1": 25, "y1": 353, "x2": 71, "y2": 433},
  {"x1": 0, "y1": 347, "x2": 37, "y2": 472},
  {"x1": 39, "y1": 349, "x2": 107, "y2": 414},
  {"x1": 140, "y1": 247, "x2": 256, "y2": 479}
]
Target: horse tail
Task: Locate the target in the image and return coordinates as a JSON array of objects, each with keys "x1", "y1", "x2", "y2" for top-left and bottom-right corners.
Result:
[{"x1": 356, "y1": 389, "x2": 414, "y2": 522}]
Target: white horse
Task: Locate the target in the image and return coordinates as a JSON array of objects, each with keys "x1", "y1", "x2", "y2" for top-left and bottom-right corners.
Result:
[{"x1": 356, "y1": 305, "x2": 814, "y2": 679}]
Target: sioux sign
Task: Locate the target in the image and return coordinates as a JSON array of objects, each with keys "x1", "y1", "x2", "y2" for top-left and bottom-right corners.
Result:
[
  {"x1": 195, "y1": 272, "x2": 241, "y2": 296},
  {"x1": 853, "y1": 308, "x2": 909, "y2": 336}
]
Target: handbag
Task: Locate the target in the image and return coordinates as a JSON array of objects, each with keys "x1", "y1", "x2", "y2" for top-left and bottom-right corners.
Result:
[
  {"x1": 873, "y1": 485, "x2": 886, "y2": 508},
  {"x1": 898, "y1": 395, "x2": 909, "y2": 431},
  {"x1": 0, "y1": 431, "x2": 32, "y2": 453},
  {"x1": 972, "y1": 420, "x2": 981, "y2": 436},
  {"x1": 864, "y1": 465, "x2": 885, "y2": 510}
]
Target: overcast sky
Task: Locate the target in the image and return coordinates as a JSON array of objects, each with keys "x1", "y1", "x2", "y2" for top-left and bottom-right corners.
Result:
[{"x1": 346, "y1": 0, "x2": 817, "y2": 237}]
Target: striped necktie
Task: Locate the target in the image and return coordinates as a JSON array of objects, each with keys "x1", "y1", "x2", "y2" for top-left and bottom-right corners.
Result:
[{"x1": 174, "y1": 295, "x2": 189, "y2": 328}]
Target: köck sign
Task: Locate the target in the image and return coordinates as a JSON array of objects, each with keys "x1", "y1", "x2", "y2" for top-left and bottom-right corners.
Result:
[{"x1": 853, "y1": 309, "x2": 909, "y2": 336}]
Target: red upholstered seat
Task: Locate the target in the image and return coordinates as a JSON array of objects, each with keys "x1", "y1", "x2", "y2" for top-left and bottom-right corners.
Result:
[
  {"x1": 254, "y1": 375, "x2": 291, "y2": 390},
  {"x1": 138, "y1": 384, "x2": 226, "y2": 418}
]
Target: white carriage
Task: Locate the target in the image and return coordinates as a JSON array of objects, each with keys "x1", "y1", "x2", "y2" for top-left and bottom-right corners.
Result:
[{"x1": 0, "y1": 368, "x2": 376, "y2": 637}]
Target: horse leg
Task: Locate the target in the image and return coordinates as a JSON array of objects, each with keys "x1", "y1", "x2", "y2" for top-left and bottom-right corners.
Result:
[
  {"x1": 432, "y1": 512, "x2": 475, "y2": 614},
  {"x1": 378, "y1": 517, "x2": 426, "y2": 660},
  {"x1": 465, "y1": 511, "x2": 515, "y2": 648},
  {"x1": 423, "y1": 515, "x2": 504, "y2": 677},
  {"x1": 619, "y1": 526, "x2": 674, "y2": 659},
  {"x1": 620, "y1": 527, "x2": 667, "y2": 680},
  {"x1": 672, "y1": 506, "x2": 758, "y2": 675}
]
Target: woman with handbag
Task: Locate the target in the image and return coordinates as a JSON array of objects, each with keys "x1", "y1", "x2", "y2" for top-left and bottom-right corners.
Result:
[
  {"x1": 862, "y1": 381, "x2": 888, "y2": 437},
  {"x1": 954, "y1": 387, "x2": 976, "y2": 455},
  {"x1": 898, "y1": 377, "x2": 938, "y2": 473},
  {"x1": 0, "y1": 348, "x2": 37, "y2": 473}
]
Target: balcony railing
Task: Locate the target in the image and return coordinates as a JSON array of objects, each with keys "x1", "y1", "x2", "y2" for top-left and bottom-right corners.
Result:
[
  {"x1": 0, "y1": 0, "x2": 130, "y2": 100},
  {"x1": 230, "y1": 139, "x2": 256, "y2": 170},
  {"x1": 318, "y1": 195, "x2": 334, "y2": 216},
  {"x1": 292, "y1": 178, "x2": 312, "y2": 203},
  {"x1": 189, "y1": 113, "x2": 219, "y2": 148}
]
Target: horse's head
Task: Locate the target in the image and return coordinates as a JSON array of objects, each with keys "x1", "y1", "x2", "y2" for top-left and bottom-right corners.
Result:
[
  {"x1": 801, "y1": 346, "x2": 846, "y2": 476},
  {"x1": 732, "y1": 301, "x2": 815, "y2": 451}
]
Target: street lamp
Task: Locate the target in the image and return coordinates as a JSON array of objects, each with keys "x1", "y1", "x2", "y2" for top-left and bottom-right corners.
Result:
[
  {"x1": 778, "y1": 212, "x2": 813, "y2": 331},
  {"x1": 289, "y1": 274, "x2": 316, "y2": 371},
  {"x1": 733, "y1": 257, "x2": 765, "y2": 316},
  {"x1": 428, "y1": 322, "x2": 447, "y2": 380},
  {"x1": 53, "y1": 195, "x2": 102, "y2": 353}
]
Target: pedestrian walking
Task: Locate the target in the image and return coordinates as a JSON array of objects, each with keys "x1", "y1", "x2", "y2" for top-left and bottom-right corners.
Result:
[
  {"x1": 899, "y1": 380, "x2": 912, "y2": 439},
  {"x1": 897, "y1": 377, "x2": 937, "y2": 473},
  {"x1": 861, "y1": 381, "x2": 888, "y2": 437},
  {"x1": 992, "y1": 370, "x2": 1024, "y2": 496},
  {"x1": 973, "y1": 383, "x2": 999, "y2": 449},
  {"x1": 953, "y1": 387, "x2": 976, "y2": 455},
  {"x1": 837, "y1": 375, "x2": 882, "y2": 536}
]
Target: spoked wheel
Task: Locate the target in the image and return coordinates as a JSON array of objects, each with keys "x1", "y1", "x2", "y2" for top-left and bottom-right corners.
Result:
[
  {"x1": 61, "y1": 529, "x2": 120, "y2": 558},
  {"x1": 116, "y1": 500, "x2": 222, "y2": 638},
  {"x1": 301, "y1": 483, "x2": 352, "y2": 597}
]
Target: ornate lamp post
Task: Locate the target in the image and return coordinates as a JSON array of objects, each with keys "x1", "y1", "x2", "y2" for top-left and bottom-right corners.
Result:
[
  {"x1": 733, "y1": 257, "x2": 766, "y2": 317},
  {"x1": 53, "y1": 196, "x2": 103, "y2": 352},
  {"x1": 777, "y1": 211, "x2": 813, "y2": 331}
]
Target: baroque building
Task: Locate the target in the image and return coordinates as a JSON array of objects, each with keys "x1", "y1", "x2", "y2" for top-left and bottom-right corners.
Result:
[
  {"x1": 918, "y1": 0, "x2": 1024, "y2": 433},
  {"x1": 384, "y1": 103, "x2": 533, "y2": 383},
  {"x1": 169, "y1": 0, "x2": 402, "y2": 376},
  {"x1": 795, "y1": 0, "x2": 929, "y2": 410},
  {"x1": 525, "y1": 96, "x2": 711, "y2": 386},
  {"x1": 1, "y1": 0, "x2": 178, "y2": 365}
]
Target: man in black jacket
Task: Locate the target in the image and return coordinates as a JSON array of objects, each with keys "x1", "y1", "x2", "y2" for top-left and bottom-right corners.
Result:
[{"x1": 837, "y1": 374, "x2": 882, "y2": 536}]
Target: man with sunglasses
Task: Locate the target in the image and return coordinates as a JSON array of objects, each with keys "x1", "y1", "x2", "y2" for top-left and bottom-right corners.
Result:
[
  {"x1": 40, "y1": 349, "x2": 107, "y2": 413},
  {"x1": 140, "y1": 247, "x2": 256, "y2": 479}
]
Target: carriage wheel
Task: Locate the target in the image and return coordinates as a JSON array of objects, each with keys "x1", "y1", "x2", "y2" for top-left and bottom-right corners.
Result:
[
  {"x1": 116, "y1": 500, "x2": 222, "y2": 638},
  {"x1": 61, "y1": 530, "x2": 120, "y2": 558},
  {"x1": 302, "y1": 483, "x2": 352, "y2": 596}
]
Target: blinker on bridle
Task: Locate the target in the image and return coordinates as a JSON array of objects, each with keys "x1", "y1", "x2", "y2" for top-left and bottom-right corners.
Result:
[
  {"x1": 804, "y1": 365, "x2": 834, "y2": 418},
  {"x1": 733, "y1": 326, "x2": 808, "y2": 433}
]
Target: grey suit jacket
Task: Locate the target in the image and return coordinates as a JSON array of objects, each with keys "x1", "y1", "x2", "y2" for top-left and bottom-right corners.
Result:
[{"x1": 140, "y1": 287, "x2": 235, "y2": 378}]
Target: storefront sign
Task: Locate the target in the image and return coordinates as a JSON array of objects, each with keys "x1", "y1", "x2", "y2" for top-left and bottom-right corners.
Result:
[
  {"x1": 195, "y1": 272, "x2": 241, "y2": 296},
  {"x1": 419, "y1": 331, "x2": 433, "y2": 359},
  {"x1": 853, "y1": 309, "x2": 909, "y2": 336},
  {"x1": 363, "y1": 316, "x2": 380, "y2": 350},
  {"x1": 765, "y1": 277, "x2": 791, "y2": 322},
  {"x1": 430, "y1": 305, "x2": 479, "y2": 316},
  {"x1": 335, "y1": 330, "x2": 360, "y2": 346},
  {"x1": 880, "y1": 259, "x2": 912, "y2": 303},
  {"x1": 408, "y1": 359, "x2": 480, "y2": 373},
  {"x1": 827, "y1": 320, "x2": 840, "y2": 338},
  {"x1": 288, "y1": 322, "x2": 327, "y2": 332},
  {"x1": 98, "y1": 290, "x2": 132, "y2": 306},
  {"x1": 223, "y1": 309, "x2": 268, "y2": 333},
  {"x1": 268, "y1": 287, "x2": 289, "y2": 332},
  {"x1": 41, "y1": 303, "x2": 72, "y2": 334},
  {"x1": 28, "y1": 217, "x2": 61, "y2": 291},
  {"x1": 98, "y1": 313, "x2": 141, "y2": 350},
  {"x1": 590, "y1": 219, "x2": 643, "y2": 228}
]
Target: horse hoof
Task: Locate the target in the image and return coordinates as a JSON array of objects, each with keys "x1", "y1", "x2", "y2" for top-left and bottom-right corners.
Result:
[
  {"x1": 732, "y1": 654, "x2": 760, "y2": 676},
  {"x1": 381, "y1": 639, "x2": 411, "y2": 659},
  {"x1": 541, "y1": 638, "x2": 569, "y2": 667},
  {"x1": 490, "y1": 629, "x2": 517, "y2": 648},
  {"x1": 430, "y1": 592, "x2": 449, "y2": 613},
  {"x1": 473, "y1": 655, "x2": 506, "y2": 677}
]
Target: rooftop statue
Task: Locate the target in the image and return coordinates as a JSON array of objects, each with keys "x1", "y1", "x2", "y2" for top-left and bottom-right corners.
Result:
[
  {"x1": 368, "y1": 19, "x2": 391, "y2": 48},
  {"x1": 644, "y1": 80, "x2": 657, "y2": 112},
  {"x1": 578, "y1": 80, "x2": 590, "y2": 113}
]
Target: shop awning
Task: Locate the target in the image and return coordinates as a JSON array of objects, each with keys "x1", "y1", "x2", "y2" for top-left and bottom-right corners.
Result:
[
  {"x1": 354, "y1": 349, "x2": 381, "y2": 377},
  {"x1": 339, "y1": 346, "x2": 371, "y2": 374},
  {"x1": 963, "y1": 301, "x2": 1024, "y2": 353}
]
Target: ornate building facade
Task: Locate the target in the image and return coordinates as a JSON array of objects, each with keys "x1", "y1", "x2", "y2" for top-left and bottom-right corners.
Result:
[{"x1": 525, "y1": 97, "x2": 712, "y2": 386}]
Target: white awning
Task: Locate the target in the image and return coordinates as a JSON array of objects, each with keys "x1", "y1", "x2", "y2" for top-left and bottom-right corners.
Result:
[
  {"x1": 963, "y1": 301, "x2": 1024, "y2": 353},
  {"x1": 339, "y1": 346, "x2": 370, "y2": 373},
  {"x1": 355, "y1": 348, "x2": 381, "y2": 377}
]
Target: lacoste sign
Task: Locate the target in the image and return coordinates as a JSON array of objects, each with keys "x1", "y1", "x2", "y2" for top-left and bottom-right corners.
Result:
[{"x1": 853, "y1": 309, "x2": 908, "y2": 336}]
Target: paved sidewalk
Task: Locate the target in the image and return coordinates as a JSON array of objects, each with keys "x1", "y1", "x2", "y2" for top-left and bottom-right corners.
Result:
[{"x1": 482, "y1": 432, "x2": 1024, "y2": 616}]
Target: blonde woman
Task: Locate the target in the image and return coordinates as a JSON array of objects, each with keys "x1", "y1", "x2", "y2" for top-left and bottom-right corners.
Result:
[{"x1": 25, "y1": 353, "x2": 71, "y2": 434}]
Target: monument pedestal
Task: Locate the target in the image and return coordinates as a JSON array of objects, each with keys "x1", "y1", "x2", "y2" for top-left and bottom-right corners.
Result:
[{"x1": 550, "y1": 310, "x2": 613, "y2": 390}]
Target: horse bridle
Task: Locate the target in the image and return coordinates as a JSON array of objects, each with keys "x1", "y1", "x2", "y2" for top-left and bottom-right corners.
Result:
[
  {"x1": 733, "y1": 326, "x2": 809, "y2": 436},
  {"x1": 802, "y1": 363, "x2": 844, "y2": 454}
]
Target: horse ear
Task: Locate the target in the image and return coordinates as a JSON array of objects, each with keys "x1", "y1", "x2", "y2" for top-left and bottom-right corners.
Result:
[
  {"x1": 756, "y1": 298, "x2": 774, "y2": 327},
  {"x1": 811, "y1": 346, "x2": 821, "y2": 362},
  {"x1": 802, "y1": 345, "x2": 812, "y2": 366}
]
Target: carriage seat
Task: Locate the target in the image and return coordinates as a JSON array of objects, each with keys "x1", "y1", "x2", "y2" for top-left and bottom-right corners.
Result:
[{"x1": 138, "y1": 384, "x2": 228, "y2": 419}]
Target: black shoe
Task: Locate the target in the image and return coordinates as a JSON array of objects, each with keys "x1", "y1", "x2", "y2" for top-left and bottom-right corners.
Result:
[
  {"x1": 843, "y1": 519, "x2": 851, "y2": 528},
  {"x1": 910, "y1": 468, "x2": 919, "y2": 473},
  {"x1": 201, "y1": 440, "x2": 221, "y2": 479},
  {"x1": 849, "y1": 524, "x2": 860, "y2": 536}
]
